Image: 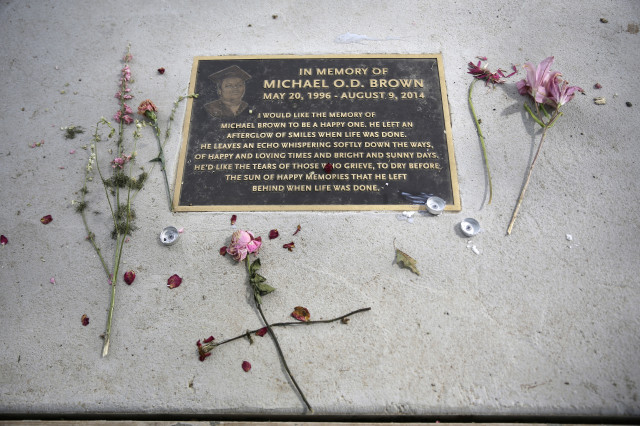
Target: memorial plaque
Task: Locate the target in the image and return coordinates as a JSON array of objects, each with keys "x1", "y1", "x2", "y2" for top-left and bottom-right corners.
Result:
[{"x1": 173, "y1": 54, "x2": 460, "y2": 211}]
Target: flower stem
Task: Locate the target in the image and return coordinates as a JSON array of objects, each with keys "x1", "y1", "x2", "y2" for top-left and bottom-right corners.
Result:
[
  {"x1": 79, "y1": 162, "x2": 110, "y2": 280},
  {"x1": 80, "y1": 212, "x2": 110, "y2": 279},
  {"x1": 243, "y1": 256, "x2": 312, "y2": 412},
  {"x1": 506, "y1": 115, "x2": 555, "y2": 235},
  {"x1": 151, "y1": 121, "x2": 172, "y2": 211},
  {"x1": 102, "y1": 108, "x2": 138, "y2": 357},
  {"x1": 256, "y1": 303, "x2": 313, "y2": 413},
  {"x1": 524, "y1": 103, "x2": 546, "y2": 127},
  {"x1": 209, "y1": 307, "x2": 372, "y2": 348},
  {"x1": 101, "y1": 243, "x2": 119, "y2": 357},
  {"x1": 93, "y1": 127, "x2": 117, "y2": 227},
  {"x1": 468, "y1": 79, "x2": 493, "y2": 205}
]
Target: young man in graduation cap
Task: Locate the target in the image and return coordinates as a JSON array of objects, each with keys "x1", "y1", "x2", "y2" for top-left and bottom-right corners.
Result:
[{"x1": 205, "y1": 65, "x2": 252, "y2": 118}]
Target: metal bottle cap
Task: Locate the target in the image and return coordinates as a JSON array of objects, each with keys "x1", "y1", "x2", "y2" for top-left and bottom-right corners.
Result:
[
  {"x1": 425, "y1": 196, "x2": 446, "y2": 215},
  {"x1": 460, "y1": 218, "x2": 481, "y2": 237},
  {"x1": 160, "y1": 226, "x2": 180, "y2": 246}
]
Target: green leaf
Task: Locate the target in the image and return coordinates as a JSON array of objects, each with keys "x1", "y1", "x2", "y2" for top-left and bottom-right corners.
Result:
[
  {"x1": 540, "y1": 103, "x2": 550, "y2": 118},
  {"x1": 523, "y1": 103, "x2": 546, "y2": 128},
  {"x1": 250, "y1": 273, "x2": 266, "y2": 284},
  {"x1": 395, "y1": 248, "x2": 420, "y2": 275},
  {"x1": 253, "y1": 292, "x2": 262, "y2": 305},
  {"x1": 255, "y1": 282, "x2": 276, "y2": 295},
  {"x1": 249, "y1": 258, "x2": 261, "y2": 274}
]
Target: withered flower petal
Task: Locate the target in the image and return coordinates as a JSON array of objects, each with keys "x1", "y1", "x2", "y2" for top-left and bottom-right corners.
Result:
[
  {"x1": 269, "y1": 229, "x2": 279, "y2": 239},
  {"x1": 256, "y1": 327, "x2": 268, "y2": 337},
  {"x1": 219, "y1": 246, "x2": 228, "y2": 256},
  {"x1": 293, "y1": 224, "x2": 301, "y2": 235},
  {"x1": 324, "y1": 163, "x2": 333, "y2": 174},
  {"x1": 167, "y1": 274, "x2": 182, "y2": 289},
  {"x1": 203, "y1": 335, "x2": 215, "y2": 343},
  {"x1": 228, "y1": 230, "x2": 262, "y2": 262},
  {"x1": 242, "y1": 361, "x2": 252, "y2": 372},
  {"x1": 231, "y1": 214, "x2": 237, "y2": 225},
  {"x1": 123, "y1": 270, "x2": 136, "y2": 285},
  {"x1": 291, "y1": 306, "x2": 310, "y2": 322},
  {"x1": 0, "y1": 235, "x2": 8, "y2": 246},
  {"x1": 283, "y1": 242, "x2": 295, "y2": 251},
  {"x1": 40, "y1": 215, "x2": 53, "y2": 224},
  {"x1": 81, "y1": 314, "x2": 90, "y2": 326},
  {"x1": 137, "y1": 99, "x2": 158, "y2": 115},
  {"x1": 157, "y1": 67, "x2": 166, "y2": 75}
]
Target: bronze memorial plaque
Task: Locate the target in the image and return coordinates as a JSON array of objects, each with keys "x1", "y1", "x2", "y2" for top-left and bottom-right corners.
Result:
[{"x1": 173, "y1": 54, "x2": 460, "y2": 211}]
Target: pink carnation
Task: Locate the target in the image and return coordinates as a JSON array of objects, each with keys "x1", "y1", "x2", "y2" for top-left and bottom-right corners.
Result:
[{"x1": 137, "y1": 99, "x2": 157, "y2": 115}]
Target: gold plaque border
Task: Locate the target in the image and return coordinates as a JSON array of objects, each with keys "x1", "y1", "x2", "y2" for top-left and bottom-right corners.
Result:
[{"x1": 173, "y1": 54, "x2": 460, "y2": 212}]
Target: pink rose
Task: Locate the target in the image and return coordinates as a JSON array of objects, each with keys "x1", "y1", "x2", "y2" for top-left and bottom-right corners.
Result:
[{"x1": 227, "y1": 230, "x2": 262, "y2": 261}]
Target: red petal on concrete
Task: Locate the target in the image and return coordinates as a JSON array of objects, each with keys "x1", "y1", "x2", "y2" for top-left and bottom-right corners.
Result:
[
  {"x1": 291, "y1": 306, "x2": 310, "y2": 322},
  {"x1": 167, "y1": 274, "x2": 182, "y2": 289},
  {"x1": 123, "y1": 270, "x2": 136, "y2": 285}
]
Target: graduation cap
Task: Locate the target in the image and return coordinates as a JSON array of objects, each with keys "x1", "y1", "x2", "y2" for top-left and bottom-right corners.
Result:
[{"x1": 208, "y1": 65, "x2": 251, "y2": 83}]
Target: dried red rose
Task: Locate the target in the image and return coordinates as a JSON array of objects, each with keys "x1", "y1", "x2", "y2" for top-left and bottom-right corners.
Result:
[
  {"x1": 283, "y1": 242, "x2": 295, "y2": 251},
  {"x1": 219, "y1": 246, "x2": 228, "y2": 256},
  {"x1": 256, "y1": 327, "x2": 268, "y2": 337},
  {"x1": 269, "y1": 229, "x2": 279, "y2": 239},
  {"x1": 324, "y1": 163, "x2": 333, "y2": 174},
  {"x1": 242, "y1": 361, "x2": 252, "y2": 372},
  {"x1": 81, "y1": 314, "x2": 90, "y2": 326},
  {"x1": 123, "y1": 270, "x2": 136, "y2": 285},
  {"x1": 0, "y1": 235, "x2": 8, "y2": 246},
  {"x1": 40, "y1": 215, "x2": 53, "y2": 224},
  {"x1": 291, "y1": 306, "x2": 310, "y2": 322},
  {"x1": 157, "y1": 67, "x2": 166, "y2": 74},
  {"x1": 167, "y1": 274, "x2": 182, "y2": 289},
  {"x1": 293, "y1": 224, "x2": 301, "y2": 235}
]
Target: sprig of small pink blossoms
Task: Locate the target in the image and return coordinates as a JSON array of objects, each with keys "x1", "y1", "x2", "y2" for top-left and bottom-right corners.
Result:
[{"x1": 113, "y1": 56, "x2": 134, "y2": 125}]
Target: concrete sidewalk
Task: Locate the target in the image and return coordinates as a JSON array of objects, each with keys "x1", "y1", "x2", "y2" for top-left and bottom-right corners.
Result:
[{"x1": 1, "y1": 0, "x2": 639, "y2": 420}]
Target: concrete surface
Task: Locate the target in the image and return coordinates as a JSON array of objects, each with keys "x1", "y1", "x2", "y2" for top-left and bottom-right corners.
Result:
[{"x1": 1, "y1": 0, "x2": 639, "y2": 420}]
